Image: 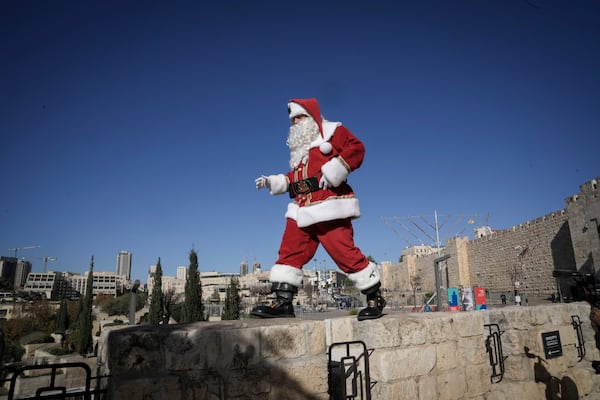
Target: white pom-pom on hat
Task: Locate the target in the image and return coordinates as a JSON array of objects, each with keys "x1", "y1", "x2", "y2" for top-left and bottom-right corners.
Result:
[
  {"x1": 288, "y1": 102, "x2": 309, "y2": 120},
  {"x1": 320, "y1": 142, "x2": 333, "y2": 154}
]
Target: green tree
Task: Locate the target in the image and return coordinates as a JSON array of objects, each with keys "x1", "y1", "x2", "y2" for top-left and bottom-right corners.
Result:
[
  {"x1": 76, "y1": 256, "x2": 94, "y2": 355},
  {"x1": 170, "y1": 302, "x2": 183, "y2": 323},
  {"x1": 410, "y1": 274, "x2": 423, "y2": 307},
  {"x1": 161, "y1": 288, "x2": 179, "y2": 324},
  {"x1": 100, "y1": 293, "x2": 147, "y2": 316},
  {"x1": 148, "y1": 258, "x2": 164, "y2": 325},
  {"x1": 55, "y1": 299, "x2": 68, "y2": 334},
  {"x1": 210, "y1": 287, "x2": 220, "y2": 303},
  {"x1": 181, "y1": 249, "x2": 204, "y2": 323},
  {"x1": 221, "y1": 277, "x2": 241, "y2": 320}
]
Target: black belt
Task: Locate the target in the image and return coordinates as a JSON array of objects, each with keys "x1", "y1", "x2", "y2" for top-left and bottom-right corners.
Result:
[{"x1": 288, "y1": 177, "x2": 320, "y2": 198}]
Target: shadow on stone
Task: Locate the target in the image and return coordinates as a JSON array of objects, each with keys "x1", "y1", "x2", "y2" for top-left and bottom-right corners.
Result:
[
  {"x1": 525, "y1": 346, "x2": 579, "y2": 400},
  {"x1": 103, "y1": 320, "x2": 324, "y2": 399}
]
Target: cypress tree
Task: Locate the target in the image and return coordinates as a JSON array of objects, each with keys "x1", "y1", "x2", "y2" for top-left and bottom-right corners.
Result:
[
  {"x1": 222, "y1": 277, "x2": 241, "y2": 320},
  {"x1": 76, "y1": 256, "x2": 94, "y2": 355},
  {"x1": 55, "y1": 299, "x2": 68, "y2": 334},
  {"x1": 148, "y1": 258, "x2": 163, "y2": 325},
  {"x1": 181, "y1": 249, "x2": 204, "y2": 322}
]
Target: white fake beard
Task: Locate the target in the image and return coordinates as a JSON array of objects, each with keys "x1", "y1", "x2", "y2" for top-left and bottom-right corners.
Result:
[{"x1": 287, "y1": 117, "x2": 320, "y2": 169}]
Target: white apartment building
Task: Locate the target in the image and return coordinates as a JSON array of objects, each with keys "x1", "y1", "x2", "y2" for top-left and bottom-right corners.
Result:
[
  {"x1": 117, "y1": 250, "x2": 132, "y2": 280},
  {"x1": 23, "y1": 270, "x2": 127, "y2": 299}
]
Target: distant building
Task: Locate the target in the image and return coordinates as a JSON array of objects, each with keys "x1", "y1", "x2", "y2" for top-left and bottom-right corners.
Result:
[
  {"x1": 23, "y1": 271, "x2": 76, "y2": 300},
  {"x1": 15, "y1": 259, "x2": 32, "y2": 289},
  {"x1": 0, "y1": 257, "x2": 32, "y2": 289},
  {"x1": 252, "y1": 261, "x2": 261, "y2": 274},
  {"x1": 24, "y1": 270, "x2": 126, "y2": 299},
  {"x1": 240, "y1": 261, "x2": 248, "y2": 276},
  {"x1": 117, "y1": 250, "x2": 132, "y2": 280},
  {"x1": 176, "y1": 266, "x2": 188, "y2": 281}
]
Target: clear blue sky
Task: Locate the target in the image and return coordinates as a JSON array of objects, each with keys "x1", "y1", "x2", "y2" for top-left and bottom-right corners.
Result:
[{"x1": 2, "y1": 1, "x2": 599, "y2": 282}]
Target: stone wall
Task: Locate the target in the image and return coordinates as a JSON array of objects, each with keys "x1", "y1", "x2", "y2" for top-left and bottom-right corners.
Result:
[
  {"x1": 470, "y1": 210, "x2": 570, "y2": 295},
  {"x1": 566, "y1": 178, "x2": 600, "y2": 274},
  {"x1": 100, "y1": 302, "x2": 600, "y2": 399},
  {"x1": 381, "y1": 177, "x2": 600, "y2": 299}
]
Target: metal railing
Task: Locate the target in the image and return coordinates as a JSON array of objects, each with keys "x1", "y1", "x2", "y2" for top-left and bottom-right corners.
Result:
[
  {"x1": 3, "y1": 361, "x2": 110, "y2": 400},
  {"x1": 328, "y1": 340, "x2": 375, "y2": 400},
  {"x1": 571, "y1": 314, "x2": 586, "y2": 361},
  {"x1": 484, "y1": 323, "x2": 508, "y2": 383}
]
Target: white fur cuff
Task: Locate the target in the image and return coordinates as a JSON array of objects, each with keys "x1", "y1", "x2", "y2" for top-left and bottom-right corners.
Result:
[
  {"x1": 347, "y1": 262, "x2": 380, "y2": 291},
  {"x1": 270, "y1": 264, "x2": 304, "y2": 287},
  {"x1": 269, "y1": 174, "x2": 288, "y2": 195},
  {"x1": 321, "y1": 157, "x2": 349, "y2": 187}
]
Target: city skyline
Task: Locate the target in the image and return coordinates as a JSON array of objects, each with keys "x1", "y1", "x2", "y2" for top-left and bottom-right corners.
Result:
[{"x1": 2, "y1": 1, "x2": 599, "y2": 282}]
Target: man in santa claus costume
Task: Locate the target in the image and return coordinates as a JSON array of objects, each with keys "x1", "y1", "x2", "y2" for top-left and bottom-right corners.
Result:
[{"x1": 252, "y1": 98, "x2": 386, "y2": 321}]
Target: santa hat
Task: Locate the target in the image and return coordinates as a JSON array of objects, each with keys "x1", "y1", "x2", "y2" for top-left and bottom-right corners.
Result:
[
  {"x1": 288, "y1": 102, "x2": 309, "y2": 120},
  {"x1": 288, "y1": 98, "x2": 324, "y2": 138}
]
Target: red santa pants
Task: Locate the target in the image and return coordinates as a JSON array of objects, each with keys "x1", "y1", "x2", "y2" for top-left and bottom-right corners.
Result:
[{"x1": 276, "y1": 218, "x2": 369, "y2": 274}]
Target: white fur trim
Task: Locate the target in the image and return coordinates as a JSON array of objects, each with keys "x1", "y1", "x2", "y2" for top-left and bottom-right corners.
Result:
[
  {"x1": 347, "y1": 262, "x2": 380, "y2": 291},
  {"x1": 321, "y1": 120, "x2": 340, "y2": 140},
  {"x1": 321, "y1": 157, "x2": 349, "y2": 187},
  {"x1": 269, "y1": 264, "x2": 304, "y2": 286},
  {"x1": 320, "y1": 142, "x2": 333, "y2": 154},
  {"x1": 288, "y1": 102, "x2": 308, "y2": 120},
  {"x1": 285, "y1": 197, "x2": 360, "y2": 228},
  {"x1": 268, "y1": 174, "x2": 288, "y2": 195},
  {"x1": 309, "y1": 120, "x2": 341, "y2": 149}
]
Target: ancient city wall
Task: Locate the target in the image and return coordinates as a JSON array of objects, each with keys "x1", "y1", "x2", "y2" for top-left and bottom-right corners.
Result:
[
  {"x1": 470, "y1": 210, "x2": 570, "y2": 297},
  {"x1": 100, "y1": 302, "x2": 600, "y2": 399},
  {"x1": 382, "y1": 177, "x2": 600, "y2": 300},
  {"x1": 382, "y1": 209, "x2": 572, "y2": 300},
  {"x1": 566, "y1": 178, "x2": 600, "y2": 273}
]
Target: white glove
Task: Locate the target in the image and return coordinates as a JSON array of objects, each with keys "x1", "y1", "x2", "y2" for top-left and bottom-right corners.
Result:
[
  {"x1": 255, "y1": 175, "x2": 270, "y2": 189},
  {"x1": 321, "y1": 157, "x2": 350, "y2": 188},
  {"x1": 319, "y1": 175, "x2": 332, "y2": 190}
]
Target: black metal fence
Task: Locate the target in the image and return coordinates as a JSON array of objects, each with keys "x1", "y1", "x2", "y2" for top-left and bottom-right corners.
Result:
[
  {"x1": 2, "y1": 361, "x2": 110, "y2": 400},
  {"x1": 328, "y1": 340, "x2": 375, "y2": 400}
]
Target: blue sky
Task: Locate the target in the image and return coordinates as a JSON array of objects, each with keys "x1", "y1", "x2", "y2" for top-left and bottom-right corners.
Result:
[{"x1": 2, "y1": 1, "x2": 599, "y2": 282}]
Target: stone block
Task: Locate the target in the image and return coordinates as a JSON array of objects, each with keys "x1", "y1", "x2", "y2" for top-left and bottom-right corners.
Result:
[
  {"x1": 261, "y1": 323, "x2": 308, "y2": 360},
  {"x1": 464, "y1": 363, "x2": 491, "y2": 397},
  {"x1": 435, "y1": 367, "x2": 467, "y2": 400},
  {"x1": 306, "y1": 320, "x2": 327, "y2": 356},
  {"x1": 372, "y1": 378, "x2": 418, "y2": 399},
  {"x1": 504, "y1": 355, "x2": 535, "y2": 382},
  {"x1": 370, "y1": 345, "x2": 436, "y2": 381},
  {"x1": 570, "y1": 366, "x2": 600, "y2": 397},
  {"x1": 436, "y1": 341, "x2": 458, "y2": 371},
  {"x1": 273, "y1": 358, "x2": 329, "y2": 397},
  {"x1": 325, "y1": 316, "x2": 354, "y2": 344},
  {"x1": 458, "y1": 336, "x2": 488, "y2": 365},
  {"x1": 108, "y1": 327, "x2": 165, "y2": 377},
  {"x1": 486, "y1": 381, "x2": 544, "y2": 400},
  {"x1": 417, "y1": 374, "x2": 437, "y2": 400}
]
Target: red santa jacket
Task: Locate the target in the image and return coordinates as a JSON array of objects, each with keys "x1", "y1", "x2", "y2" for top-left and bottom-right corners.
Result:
[{"x1": 268, "y1": 98, "x2": 364, "y2": 228}]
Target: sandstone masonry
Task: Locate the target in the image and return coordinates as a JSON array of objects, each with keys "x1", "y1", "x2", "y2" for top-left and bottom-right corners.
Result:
[{"x1": 100, "y1": 302, "x2": 600, "y2": 399}]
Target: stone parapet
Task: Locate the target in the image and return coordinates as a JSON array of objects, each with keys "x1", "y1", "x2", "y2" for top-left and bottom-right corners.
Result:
[{"x1": 100, "y1": 303, "x2": 600, "y2": 399}]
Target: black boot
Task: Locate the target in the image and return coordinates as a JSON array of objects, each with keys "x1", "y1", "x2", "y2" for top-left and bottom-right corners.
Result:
[
  {"x1": 251, "y1": 282, "x2": 297, "y2": 318},
  {"x1": 357, "y1": 283, "x2": 386, "y2": 321}
]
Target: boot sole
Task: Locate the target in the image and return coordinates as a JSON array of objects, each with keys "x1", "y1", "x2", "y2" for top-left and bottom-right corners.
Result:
[
  {"x1": 357, "y1": 314, "x2": 384, "y2": 321},
  {"x1": 251, "y1": 311, "x2": 295, "y2": 319}
]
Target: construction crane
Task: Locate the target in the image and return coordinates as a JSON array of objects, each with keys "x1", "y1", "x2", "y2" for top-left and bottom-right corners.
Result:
[
  {"x1": 7, "y1": 245, "x2": 40, "y2": 259},
  {"x1": 381, "y1": 211, "x2": 483, "y2": 251},
  {"x1": 33, "y1": 256, "x2": 58, "y2": 273}
]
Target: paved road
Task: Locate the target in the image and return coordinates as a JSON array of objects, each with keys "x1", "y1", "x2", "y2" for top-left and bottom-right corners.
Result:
[{"x1": 295, "y1": 295, "x2": 559, "y2": 321}]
